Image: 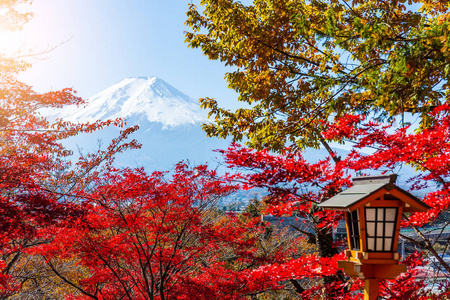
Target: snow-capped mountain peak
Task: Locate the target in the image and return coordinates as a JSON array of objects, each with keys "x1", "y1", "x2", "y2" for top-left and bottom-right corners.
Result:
[{"x1": 49, "y1": 76, "x2": 209, "y2": 129}]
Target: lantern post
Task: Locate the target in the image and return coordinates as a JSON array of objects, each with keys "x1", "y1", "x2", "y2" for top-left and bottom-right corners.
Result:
[{"x1": 318, "y1": 175, "x2": 430, "y2": 300}]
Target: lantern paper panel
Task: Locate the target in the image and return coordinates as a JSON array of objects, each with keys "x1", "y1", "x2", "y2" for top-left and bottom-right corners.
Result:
[
  {"x1": 347, "y1": 209, "x2": 360, "y2": 250},
  {"x1": 365, "y1": 207, "x2": 398, "y2": 252}
]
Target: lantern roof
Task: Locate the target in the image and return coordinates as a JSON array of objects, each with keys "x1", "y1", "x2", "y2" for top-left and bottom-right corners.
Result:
[{"x1": 318, "y1": 174, "x2": 430, "y2": 212}]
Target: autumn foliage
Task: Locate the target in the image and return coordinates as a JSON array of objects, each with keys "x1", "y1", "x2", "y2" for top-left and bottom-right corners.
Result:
[
  {"x1": 35, "y1": 164, "x2": 239, "y2": 299},
  {"x1": 184, "y1": 0, "x2": 450, "y2": 297},
  {"x1": 2, "y1": 0, "x2": 450, "y2": 299},
  {"x1": 0, "y1": 1, "x2": 140, "y2": 296}
]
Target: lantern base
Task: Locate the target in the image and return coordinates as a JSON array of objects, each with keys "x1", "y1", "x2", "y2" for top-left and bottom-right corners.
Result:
[
  {"x1": 364, "y1": 279, "x2": 379, "y2": 300},
  {"x1": 338, "y1": 260, "x2": 406, "y2": 279}
]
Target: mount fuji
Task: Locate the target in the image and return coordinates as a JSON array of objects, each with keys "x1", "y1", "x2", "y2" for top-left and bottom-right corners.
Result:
[
  {"x1": 42, "y1": 76, "x2": 422, "y2": 192},
  {"x1": 54, "y1": 77, "x2": 209, "y2": 128},
  {"x1": 44, "y1": 76, "x2": 229, "y2": 171}
]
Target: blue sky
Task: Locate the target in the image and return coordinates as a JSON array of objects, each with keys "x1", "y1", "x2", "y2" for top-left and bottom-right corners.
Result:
[
  {"x1": 2, "y1": 0, "x2": 422, "y2": 151},
  {"x1": 6, "y1": 0, "x2": 239, "y2": 109}
]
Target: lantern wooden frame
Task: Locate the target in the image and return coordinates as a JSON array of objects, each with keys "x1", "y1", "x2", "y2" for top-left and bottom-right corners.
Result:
[{"x1": 318, "y1": 174, "x2": 430, "y2": 300}]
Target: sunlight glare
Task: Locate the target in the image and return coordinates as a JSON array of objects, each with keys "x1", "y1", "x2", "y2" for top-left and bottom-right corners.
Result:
[{"x1": 0, "y1": 30, "x2": 26, "y2": 56}]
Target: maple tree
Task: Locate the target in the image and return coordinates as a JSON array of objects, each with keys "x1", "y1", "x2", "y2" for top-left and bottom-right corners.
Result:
[
  {"x1": 216, "y1": 140, "x2": 450, "y2": 298},
  {"x1": 185, "y1": 0, "x2": 450, "y2": 151},
  {"x1": 0, "y1": 1, "x2": 140, "y2": 296},
  {"x1": 185, "y1": 1, "x2": 450, "y2": 298},
  {"x1": 2, "y1": 0, "x2": 450, "y2": 298},
  {"x1": 323, "y1": 108, "x2": 450, "y2": 274},
  {"x1": 217, "y1": 144, "x2": 356, "y2": 298},
  {"x1": 31, "y1": 163, "x2": 309, "y2": 299}
]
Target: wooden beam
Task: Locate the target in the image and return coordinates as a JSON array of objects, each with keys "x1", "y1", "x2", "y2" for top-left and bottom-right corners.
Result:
[
  {"x1": 365, "y1": 200, "x2": 402, "y2": 207},
  {"x1": 345, "y1": 212, "x2": 352, "y2": 250},
  {"x1": 348, "y1": 190, "x2": 388, "y2": 212},
  {"x1": 364, "y1": 279, "x2": 379, "y2": 300},
  {"x1": 393, "y1": 206, "x2": 404, "y2": 253},
  {"x1": 389, "y1": 189, "x2": 429, "y2": 212}
]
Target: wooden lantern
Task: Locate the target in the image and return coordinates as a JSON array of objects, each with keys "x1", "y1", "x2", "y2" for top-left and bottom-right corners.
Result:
[{"x1": 318, "y1": 174, "x2": 430, "y2": 300}]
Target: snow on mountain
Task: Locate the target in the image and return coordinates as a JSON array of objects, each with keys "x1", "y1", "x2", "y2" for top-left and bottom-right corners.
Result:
[
  {"x1": 49, "y1": 76, "x2": 209, "y2": 129},
  {"x1": 42, "y1": 76, "x2": 227, "y2": 171}
]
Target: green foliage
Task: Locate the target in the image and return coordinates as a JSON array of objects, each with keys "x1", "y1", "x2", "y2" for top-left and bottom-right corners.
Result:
[
  {"x1": 244, "y1": 197, "x2": 263, "y2": 218},
  {"x1": 186, "y1": 0, "x2": 450, "y2": 151}
]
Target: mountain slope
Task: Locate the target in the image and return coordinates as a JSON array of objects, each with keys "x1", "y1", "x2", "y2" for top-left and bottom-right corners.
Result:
[
  {"x1": 49, "y1": 77, "x2": 209, "y2": 129},
  {"x1": 44, "y1": 76, "x2": 227, "y2": 171}
]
